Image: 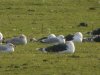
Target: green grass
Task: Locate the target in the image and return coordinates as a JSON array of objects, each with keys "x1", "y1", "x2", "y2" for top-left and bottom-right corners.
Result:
[{"x1": 0, "y1": 0, "x2": 100, "y2": 75}]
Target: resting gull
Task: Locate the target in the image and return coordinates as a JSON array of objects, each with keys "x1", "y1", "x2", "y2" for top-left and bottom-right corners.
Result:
[
  {"x1": 41, "y1": 35, "x2": 65, "y2": 45},
  {"x1": 87, "y1": 28, "x2": 100, "y2": 35},
  {"x1": 65, "y1": 32, "x2": 83, "y2": 42},
  {"x1": 37, "y1": 41, "x2": 75, "y2": 53},
  {"x1": 38, "y1": 34, "x2": 56, "y2": 42},
  {"x1": 0, "y1": 43, "x2": 14, "y2": 52},
  {"x1": 5, "y1": 34, "x2": 27, "y2": 45},
  {"x1": 83, "y1": 35, "x2": 100, "y2": 42}
]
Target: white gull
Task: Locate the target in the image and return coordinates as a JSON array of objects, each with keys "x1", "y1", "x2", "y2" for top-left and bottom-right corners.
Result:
[
  {"x1": 0, "y1": 43, "x2": 14, "y2": 52},
  {"x1": 5, "y1": 34, "x2": 27, "y2": 45}
]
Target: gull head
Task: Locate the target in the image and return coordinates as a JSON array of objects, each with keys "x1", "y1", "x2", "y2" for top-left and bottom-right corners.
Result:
[
  {"x1": 6, "y1": 43, "x2": 15, "y2": 52},
  {"x1": 73, "y1": 32, "x2": 83, "y2": 42},
  {"x1": 48, "y1": 34, "x2": 56, "y2": 39},
  {"x1": 58, "y1": 35, "x2": 65, "y2": 44},
  {"x1": 19, "y1": 34, "x2": 27, "y2": 44},
  {"x1": 58, "y1": 35, "x2": 65, "y2": 39},
  {"x1": 74, "y1": 32, "x2": 83, "y2": 38},
  {"x1": 19, "y1": 34, "x2": 27, "y2": 39}
]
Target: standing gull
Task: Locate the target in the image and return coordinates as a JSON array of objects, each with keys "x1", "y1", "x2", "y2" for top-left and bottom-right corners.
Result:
[
  {"x1": 38, "y1": 41, "x2": 75, "y2": 53},
  {"x1": 5, "y1": 34, "x2": 27, "y2": 45},
  {"x1": 0, "y1": 43, "x2": 14, "y2": 52}
]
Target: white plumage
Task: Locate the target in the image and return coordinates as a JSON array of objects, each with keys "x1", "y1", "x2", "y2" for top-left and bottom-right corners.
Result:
[
  {"x1": 73, "y1": 32, "x2": 83, "y2": 42},
  {"x1": 5, "y1": 34, "x2": 27, "y2": 45},
  {"x1": 0, "y1": 43, "x2": 14, "y2": 52},
  {"x1": 41, "y1": 35, "x2": 65, "y2": 45},
  {"x1": 0, "y1": 32, "x2": 3, "y2": 43}
]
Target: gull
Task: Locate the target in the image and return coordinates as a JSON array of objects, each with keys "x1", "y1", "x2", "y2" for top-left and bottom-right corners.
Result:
[
  {"x1": 37, "y1": 41, "x2": 75, "y2": 53},
  {"x1": 5, "y1": 34, "x2": 27, "y2": 45},
  {"x1": 65, "y1": 32, "x2": 83, "y2": 42},
  {"x1": 41, "y1": 35, "x2": 65, "y2": 45},
  {"x1": 0, "y1": 43, "x2": 14, "y2": 52},
  {"x1": 38, "y1": 34, "x2": 56, "y2": 42},
  {"x1": 83, "y1": 35, "x2": 100, "y2": 42}
]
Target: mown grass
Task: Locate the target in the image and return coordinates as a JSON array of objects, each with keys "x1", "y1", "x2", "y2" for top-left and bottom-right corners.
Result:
[{"x1": 0, "y1": 0, "x2": 100, "y2": 75}]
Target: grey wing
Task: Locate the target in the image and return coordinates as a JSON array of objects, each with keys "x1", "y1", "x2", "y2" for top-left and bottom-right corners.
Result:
[
  {"x1": 0, "y1": 46, "x2": 7, "y2": 51},
  {"x1": 6, "y1": 37, "x2": 20, "y2": 44},
  {"x1": 44, "y1": 38, "x2": 59, "y2": 44}
]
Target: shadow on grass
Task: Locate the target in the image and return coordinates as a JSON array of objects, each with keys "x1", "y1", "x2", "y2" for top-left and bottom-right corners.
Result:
[{"x1": 68, "y1": 55, "x2": 80, "y2": 58}]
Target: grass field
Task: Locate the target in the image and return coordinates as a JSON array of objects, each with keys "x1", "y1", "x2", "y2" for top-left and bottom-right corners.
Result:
[{"x1": 0, "y1": 0, "x2": 100, "y2": 75}]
